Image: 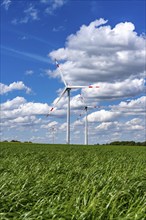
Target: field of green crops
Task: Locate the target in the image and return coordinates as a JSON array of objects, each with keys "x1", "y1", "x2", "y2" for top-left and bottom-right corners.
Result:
[{"x1": 0, "y1": 142, "x2": 146, "y2": 220}]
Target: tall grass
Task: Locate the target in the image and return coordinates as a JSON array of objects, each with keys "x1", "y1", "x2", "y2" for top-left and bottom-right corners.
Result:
[{"x1": 0, "y1": 143, "x2": 146, "y2": 219}]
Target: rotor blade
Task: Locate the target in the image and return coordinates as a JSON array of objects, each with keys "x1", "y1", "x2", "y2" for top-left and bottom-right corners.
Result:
[
  {"x1": 69, "y1": 85, "x2": 99, "y2": 89},
  {"x1": 54, "y1": 88, "x2": 67, "y2": 106},
  {"x1": 86, "y1": 105, "x2": 100, "y2": 109},
  {"x1": 78, "y1": 93, "x2": 98, "y2": 110},
  {"x1": 88, "y1": 85, "x2": 99, "y2": 88},
  {"x1": 87, "y1": 105, "x2": 97, "y2": 109},
  {"x1": 69, "y1": 86, "x2": 88, "y2": 89},
  {"x1": 55, "y1": 59, "x2": 67, "y2": 86},
  {"x1": 46, "y1": 87, "x2": 67, "y2": 116},
  {"x1": 76, "y1": 108, "x2": 85, "y2": 120},
  {"x1": 78, "y1": 93, "x2": 86, "y2": 105}
]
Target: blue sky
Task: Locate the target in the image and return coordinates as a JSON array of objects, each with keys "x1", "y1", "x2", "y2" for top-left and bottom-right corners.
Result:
[{"x1": 0, "y1": 0, "x2": 146, "y2": 144}]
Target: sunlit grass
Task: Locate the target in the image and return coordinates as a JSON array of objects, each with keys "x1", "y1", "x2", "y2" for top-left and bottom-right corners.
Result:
[{"x1": 0, "y1": 143, "x2": 145, "y2": 219}]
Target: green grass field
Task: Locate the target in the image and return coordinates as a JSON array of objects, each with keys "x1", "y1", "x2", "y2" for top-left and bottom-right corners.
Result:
[{"x1": 0, "y1": 142, "x2": 146, "y2": 220}]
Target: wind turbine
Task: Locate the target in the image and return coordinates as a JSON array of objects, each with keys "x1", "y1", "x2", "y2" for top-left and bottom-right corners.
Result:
[
  {"x1": 49, "y1": 126, "x2": 57, "y2": 144},
  {"x1": 48, "y1": 59, "x2": 99, "y2": 144},
  {"x1": 77, "y1": 94, "x2": 97, "y2": 145}
]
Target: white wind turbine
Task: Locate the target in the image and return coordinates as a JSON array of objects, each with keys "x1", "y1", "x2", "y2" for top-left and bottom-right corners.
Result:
[
  {"x1": 48, "y1": 59, "x2": 99, "y2": 144},
  {"x1": 77, "y1": 94, "x2": 98, "y2": 145}
]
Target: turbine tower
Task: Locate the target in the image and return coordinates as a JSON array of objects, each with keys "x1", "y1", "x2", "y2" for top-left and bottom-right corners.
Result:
[{"x1": 48, "y1": 59, "x2": 99, "y2": 144}]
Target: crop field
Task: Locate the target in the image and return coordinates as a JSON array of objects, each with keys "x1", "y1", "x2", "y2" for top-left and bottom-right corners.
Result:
[{"x1": 0, "y1": 142, "x2": 146, "y2": 220}]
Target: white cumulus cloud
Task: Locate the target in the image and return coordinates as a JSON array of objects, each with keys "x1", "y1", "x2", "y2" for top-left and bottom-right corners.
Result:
[
  {"x1": 87, "y1": 109, "x2": 120, "y2": 123},
  {"x1": 111, "y1": 96, "x2": 146, "y2": 113},
  {"x1": 48, "y1": 19, "x2": 145, "y2": 101},
  {"x1": 1, "y1": 97, "x2": 26, "y2": 110},
  {"x1": 82, "y1": 78, "x2": 145, "y2": 100},
  {"x1": 0, "y1": 81, "x2": 31, "y2": 95},
  {"x1": 0, "y1": 96, "x2": 51, "y2": 120}
]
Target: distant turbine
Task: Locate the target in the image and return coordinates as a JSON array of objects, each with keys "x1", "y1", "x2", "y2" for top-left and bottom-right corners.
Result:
[
  {"x1": 77, "y1": 94, "x2": 97, "y2": 145},
  {"x1": 50, "y1": 126, "x2": 57, "y2": 144},
  {"x1": 48, "y1": 59, "x2": 99, "y2": 144}
]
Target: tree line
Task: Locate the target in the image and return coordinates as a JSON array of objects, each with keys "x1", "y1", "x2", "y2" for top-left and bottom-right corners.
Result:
[{"x1": 107, "y1": 141, "x2": 146, "y2": 146}]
